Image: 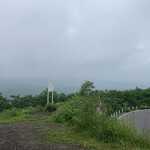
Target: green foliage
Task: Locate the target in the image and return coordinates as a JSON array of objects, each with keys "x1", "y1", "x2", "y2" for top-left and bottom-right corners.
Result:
[
  {"x1": 97, "y1": 88, "x2": 150, "y2": 115},
  {"x1": 31, "y1": 90, "x2": 47, "y2": 107},
  {"x1": 44, "y1": 103, "x2": 57, "y2": 112},
  {"x1": 53, "y1": 102, "x2": 64, "y2": 109},
  {"x1": 42, "y1": 124, "x2": 149, "y2": 150},
  {"x1": 1, "y1": 81, "x2": 150, "y2": 114},
  {"x1": 53, "y1": 95, "x2": 83, "y2": 123},
  {"x1": 31, "y1": 89, "x2": 69, "y2": 107},
  {"x1": 52, "y1": 95, "x2": 150, "y2": 148},
  {"x1": 35, "y1": 104, "x2": 44, "y2": 111},
  {"x1": 0, "y1": 93, "x2": 10, "y2": 112},
  {"x1": 79, "y1": 80, "x2": 95, "y2": 96},
  {"x1": 71, "y1": 98, "x2": 99, "y2": 130},
  {"x1": 0, "y1": 107, "x2": 41, "y2": 123},
  {"x1": 1, "y1": 81, "x2": 150, "y2": 149},
  {"x1": 10, "y1": 94, "x2": 33, "y2": 109},
  {"x1": 57, "y1": 93, "x2": 67, "y2": 102}
]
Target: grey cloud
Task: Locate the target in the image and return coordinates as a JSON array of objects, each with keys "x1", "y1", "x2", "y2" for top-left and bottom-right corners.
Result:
[{"x1": 0, "y1": 0, "x2": 150, "y2": 87}]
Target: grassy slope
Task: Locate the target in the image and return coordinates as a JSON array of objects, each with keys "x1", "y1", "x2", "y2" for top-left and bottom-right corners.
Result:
[
  {"x1": 0, "y1": 108, "x2": 149, "y2": 150},
  {"x1": 41, "y1": 118, "x2": 149, "y2": 150}
]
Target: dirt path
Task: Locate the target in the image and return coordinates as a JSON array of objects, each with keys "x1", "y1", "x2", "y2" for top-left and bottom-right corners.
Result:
[{"x1": 0, "y1": 120, "x2": 84, "y2": 150}]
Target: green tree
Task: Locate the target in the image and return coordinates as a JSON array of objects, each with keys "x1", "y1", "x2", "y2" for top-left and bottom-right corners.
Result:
[
  {"x1": 57, "y1": 93, "x2": 67, "y2": 102},
  {"x1": 79, "y1": 81, "x2": 95, "y2": 96},
  {"x1": 31, "y1": 89, "x2": 60, "y2": 107},
  {"x1": 31, "y1": 90, "x2": 47, "y2": 107},
  {"x1": 10, "y1": 95, "x2": 24, "y2": 108},
  {"x1": 0, "y1": 93, "x2": 10, "y2": 112}
]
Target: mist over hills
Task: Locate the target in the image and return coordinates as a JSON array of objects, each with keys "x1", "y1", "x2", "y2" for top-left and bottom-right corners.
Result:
[
  {"x1": 0, "y1": 78, "x2": 149, "y2": 98},
  {"x1": 0, "y1": 78, "x2": 81, "y2": 98}
]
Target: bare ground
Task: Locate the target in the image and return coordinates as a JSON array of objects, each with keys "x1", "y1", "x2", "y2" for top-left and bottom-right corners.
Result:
[{"x1": 0, "y1": 117, "x2": 84, "y2": 150}]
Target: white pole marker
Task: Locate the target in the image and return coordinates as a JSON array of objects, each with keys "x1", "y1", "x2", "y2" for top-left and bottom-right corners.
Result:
[{"x1": 48, "y1": 81, "x2": 54, "y2": 105}]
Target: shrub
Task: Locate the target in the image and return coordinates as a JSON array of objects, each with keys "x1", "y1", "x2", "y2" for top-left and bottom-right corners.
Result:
[
  {"x1": 53, "y1": 95, "x2": 83, "y2": 123},
  {"x1": 2, "y1": 107, "x2": 22, "y2": 117},
  {"x1": 35, "y1": 105, "x2": 44, "y2": 111},
  {"x1": 54, "y1": 102, "x2": 64, "y2": 109},
  {"x1": 44, "y1": 103, "x2": 57, "y2": 112},
  {"x1": 52, "y1": 96, "x2": 150, "y2": 148},
  {"x1": 0, "y1": 107, "x2": 41, "y2": 123},
  {"x1": 20, "y1": 107, "x2": 40, "y2": 115}
]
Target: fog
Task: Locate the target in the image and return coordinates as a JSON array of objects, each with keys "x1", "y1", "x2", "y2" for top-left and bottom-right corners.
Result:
[{"x1": 0, "y1": 0, "x2": 150, "y2": 96}]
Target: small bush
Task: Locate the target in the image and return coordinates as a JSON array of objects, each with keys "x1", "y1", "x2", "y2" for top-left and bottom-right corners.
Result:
[
  {"x1": 36, "y1": 105, "x2": 44, "y2": 111},
  {"x1": 4, "y1": 107, "x2": 22, "y2": 117},
  {"x1": 0, "y1": 107, "x2": 40, "y2": 123},
  {"x1": 20, "y1": 107, "x2": 40, "y2": 115},
  {"x1": 44, "y1": 103, "x2": 57, "y2": 112},
  {"x1": 53, "y1": 96, "x2": 83, "y2": 123},
  {"x1": 54, "y1": 102, "x2": 64, "y2": 109}
]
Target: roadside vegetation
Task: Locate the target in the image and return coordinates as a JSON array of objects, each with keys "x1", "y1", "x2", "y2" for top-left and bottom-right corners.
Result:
[
  {"x1": 0, "y1": 81, "x2": 150, "y2": 114},
  {"x1": 0, "y1": 81, "x2": 150, "y2": 149},
  {"x1": 0, "y1": 106, "x2": 45, "y2": 123},
  {"x1": 48, "y1": 96, "x2": 150, "y2": 149}
]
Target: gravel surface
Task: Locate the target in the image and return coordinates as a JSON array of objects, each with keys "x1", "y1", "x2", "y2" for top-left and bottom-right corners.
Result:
[{"x1": 0, "y1": 120, "x2": 84, "y2": 150}]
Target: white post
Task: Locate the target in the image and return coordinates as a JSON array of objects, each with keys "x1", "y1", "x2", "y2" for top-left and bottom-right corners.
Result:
[
  {"x1": 48, "y1": 81, "x2": 54, "y2": 105},
  {"x1": 47, "y1": 90, "x2": 49, "y2": 104},
  {"x1": 52, "y1": 90, "x2": 53, "y2": 105}
]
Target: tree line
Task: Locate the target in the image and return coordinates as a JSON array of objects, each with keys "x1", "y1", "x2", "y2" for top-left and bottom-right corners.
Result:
[{"x1": 0, "y1": 81, "x2": 150, "y2": 113}]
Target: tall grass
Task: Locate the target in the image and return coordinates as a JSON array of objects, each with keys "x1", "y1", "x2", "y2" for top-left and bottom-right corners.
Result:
[
  {"x1": 52, "y1": 96, "x2": 150, "y2": 149},
  {"x1": 0, "y1": 107, "x2": 41, "y2": 123}
]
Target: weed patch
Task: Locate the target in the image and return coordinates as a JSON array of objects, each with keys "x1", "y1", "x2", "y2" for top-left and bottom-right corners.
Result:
[
  {"x1": 50, "y1": 96, "x2": 150, "y2": 149},
  {"x1": 42, "y1": 124, "x2": 148, "y2": 150},
  {"x1": 0, "y1": 107, "x2": 43, "y2": 123}
]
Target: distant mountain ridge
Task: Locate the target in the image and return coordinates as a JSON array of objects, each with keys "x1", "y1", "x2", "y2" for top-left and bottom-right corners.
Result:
[{"x1": 0, "y1": 78, "x2": 149, "y2": 98}]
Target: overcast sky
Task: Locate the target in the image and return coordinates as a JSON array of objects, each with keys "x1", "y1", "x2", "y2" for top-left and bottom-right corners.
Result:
[{"x1": 1, "y1": 0, "x2": 150, "y2": 85}]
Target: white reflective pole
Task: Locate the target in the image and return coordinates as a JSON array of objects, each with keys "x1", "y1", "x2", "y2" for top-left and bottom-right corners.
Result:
[
  {"x1": 122, "y1": 108, "x2": 123, "y2": 113},
  {"x1": 52, "y1": 90, "x2": 53, "y2": 105},
  {"x1": 48, "y1": 81, "x2": 54, "y2": 105},
  {"x1": 47, "y1": 90, "x2": 49, "y2": 104}
]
